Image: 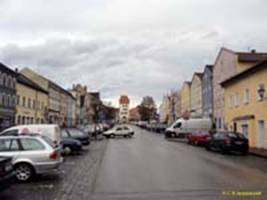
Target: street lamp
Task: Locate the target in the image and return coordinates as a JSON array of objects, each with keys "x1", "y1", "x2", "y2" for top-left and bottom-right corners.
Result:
[{"x1": 257, "y1": 85, "x2": 265, "y2": 101}]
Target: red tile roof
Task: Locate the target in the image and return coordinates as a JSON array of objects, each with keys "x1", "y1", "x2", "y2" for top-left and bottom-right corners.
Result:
[{"x1": 119, "y1": 95, "x2": 130, "y2": 104}]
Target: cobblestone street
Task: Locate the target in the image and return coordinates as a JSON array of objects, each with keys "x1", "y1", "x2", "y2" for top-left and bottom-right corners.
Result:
[{"x1": 0, "y1": 139, "x2": 108, "y2": 200}]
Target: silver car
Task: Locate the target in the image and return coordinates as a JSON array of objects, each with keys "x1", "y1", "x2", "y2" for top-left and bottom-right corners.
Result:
[{"x1": 0, "y1": 135, "x2": 63, "y2": 182}]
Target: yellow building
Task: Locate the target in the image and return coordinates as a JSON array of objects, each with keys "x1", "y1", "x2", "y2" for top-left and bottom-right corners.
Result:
[
  {"x1": 180, "y1": 81, "x2": 191, "y2": 118},
  {"x1": 222, "y1": 60, "x2": 267, "y2": 149},
  {"x1": 16, "y1": 73, "x2": 49, "y2": 125}
]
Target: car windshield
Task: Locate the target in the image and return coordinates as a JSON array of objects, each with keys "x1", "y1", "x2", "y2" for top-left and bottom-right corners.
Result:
[
  {"x1": 41, "y1": 135, "x2": 56, "y2": 148},
  {"x1": 61, "y1": 130, "x2": 69, "y2": 138},
  {"x1": 227, "y1": 132, "x2": 246, "y2": 139},
  {"x1": 68, "y1": 129, "x2": 85, "y2": 137}
]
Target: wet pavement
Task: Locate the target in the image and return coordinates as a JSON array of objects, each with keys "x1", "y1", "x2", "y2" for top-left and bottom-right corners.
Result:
[
  {"x1": 92, "y1": 126, "x2": 267, "y2": 199},
  {"x1": 1, "y1": 126, "x2": 267, "y2": 199}
]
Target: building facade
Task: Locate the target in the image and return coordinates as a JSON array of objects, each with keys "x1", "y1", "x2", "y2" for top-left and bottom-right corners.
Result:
[
  {"x1": 70, "y1": 84, "x2": 88, "y2": 125},
  {"x1": 159, "y1": 95, "x2": 170, "y2": 123},
  {"x1": 59, "y1": 90, "x2": 69, "y2": 127},
  {"x1": 48, "y1": 82, "x2": 61, "y2": 124},
  {"x1": 67, "y1": 94, "x2": 76, "y2": 127},
  {"x1": 202, "y1": 65, "x2": 214, "y2": 119},
  {"x1": 180, "y1": 81, "x2": 191, "y2": 118},
  {"x1": 213, "y1": 48, "x2": 267, "y2": 130},
  {"x1": 119, "y1": 95, "x2": 130, "y2": 123},
  {"x1": 16, "y1": 73, "x2": 48, "y2": 125},
  {"x1": 129, "y1": 106, "x2": 141, "y2": 122},
  {"x1": 222, "y1": 60, "x2": 267, "y2": 149},
  {"x1": 0, "y1": 63, "x2": 17, "y2": 131},
  {"x1": 190, "y1": 73, "x2": 203, "y2": 118}
]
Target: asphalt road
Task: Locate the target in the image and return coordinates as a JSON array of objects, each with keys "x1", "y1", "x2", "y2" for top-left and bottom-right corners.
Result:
[
  {"x1": 1, "y1": 126, "x2": 267, "y2": 200},
  {"x1": 92, "y1": 126, "x2": 267, "y2": 200}
]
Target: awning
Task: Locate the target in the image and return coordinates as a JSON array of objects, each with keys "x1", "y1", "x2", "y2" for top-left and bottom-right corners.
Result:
[{"x1": 232, "y1": 115, "x2": 255, "y2": 121}]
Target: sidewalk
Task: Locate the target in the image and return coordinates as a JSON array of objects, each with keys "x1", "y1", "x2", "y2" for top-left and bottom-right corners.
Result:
[{"x1": 249, "y1": 148, "x2": 267, "y2": 158}]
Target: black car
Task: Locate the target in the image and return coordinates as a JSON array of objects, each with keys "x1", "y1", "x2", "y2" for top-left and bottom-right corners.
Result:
[
  {"x1": 62, "y1": 128, "x2": 90, "y2": 145},
  {"x1": 205, "y1": 132, "x2": 249, "y2": 155},
  {"x1": 61, "y1": 138, "x2": 82, "y2": 155},
  {"x1": 0, "y1": 156, "x2": 15, "y2": 192}
]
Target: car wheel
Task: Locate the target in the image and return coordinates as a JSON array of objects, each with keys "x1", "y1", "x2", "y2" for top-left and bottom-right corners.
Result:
[
  {"x1": 241, "y1": 150, "x2": 248, "y2": 156},
  {"x1": 15, "y1": 163, "x2": 34, "y2": 182},
  {"x1": 105, "y1": 135, "x2": 110, "y2": 139},
  {"x1": 63, "y1": 146, "x2": 72, "y2": 155},
  {"x1": 111, "y1": 134, "x2": 115, "y2": 138},
  {"x1": 221, "y1": 146, "x2": 229, "y2": 154},
  {"x1": 205, "y1": 143, "x2": 211, "y2": 151}
]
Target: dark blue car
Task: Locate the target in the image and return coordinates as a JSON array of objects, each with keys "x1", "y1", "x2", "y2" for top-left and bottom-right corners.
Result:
[{"x1": 0, "y1": 156, "x2": 15, "y2": 192}]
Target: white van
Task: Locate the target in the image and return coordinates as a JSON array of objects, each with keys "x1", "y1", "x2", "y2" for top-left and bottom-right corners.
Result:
[
  {"x1": 0, "y1": 124, "x2": 62, "y2": 145},
  {"x1": 165, "y1": 118, "x2": 212, "y2": 138}
]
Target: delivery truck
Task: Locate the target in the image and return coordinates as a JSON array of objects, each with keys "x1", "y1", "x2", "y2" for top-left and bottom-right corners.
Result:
[{"x1": 165, "y1": 118, "x2": 212, "y2": 138}]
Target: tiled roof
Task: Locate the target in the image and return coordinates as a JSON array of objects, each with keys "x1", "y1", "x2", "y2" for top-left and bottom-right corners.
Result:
[
  {"x1": 237, "y1": 52, "x2": 267, "y2": 62},
  {"x1": 119, "y1": 95, "x2": 130, "y2": 104},
  {"x1": 221, "y1": 59, "x2": 267, "y2": 87}
]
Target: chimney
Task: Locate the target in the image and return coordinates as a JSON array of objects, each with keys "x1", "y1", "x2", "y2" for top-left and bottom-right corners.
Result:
[
  {"x1": 15, "y1": 68, "x2": 18, "y2": 73},
  {"x1": 251, "y1": 49, "x2": 256, "y2": 53}
]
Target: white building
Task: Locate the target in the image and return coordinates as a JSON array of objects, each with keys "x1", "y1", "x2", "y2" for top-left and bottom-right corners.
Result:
[{"x1": 119, "y1": 95, "x2": 130, "y2": 123}]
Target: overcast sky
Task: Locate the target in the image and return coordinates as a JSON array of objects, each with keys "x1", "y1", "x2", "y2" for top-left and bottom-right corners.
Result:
[{"x1": 0, "y1": 0, "x2": 267, "y2": 107}]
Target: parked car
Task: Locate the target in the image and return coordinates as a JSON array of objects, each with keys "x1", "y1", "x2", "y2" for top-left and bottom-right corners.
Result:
[
  {"x1": 165, "y1": 118, "x2": 212, "y2": 138},
  {"x1": 0, "y1": 156, "x2": 15, "y2": 192},
  {"x1": 0, "y1": 124, "x2": 62, "y2": 147},
  {"x1": 0, "y1": 135, "x2": 63, "y2": 181},
  {"x1": 187, "y1": 131, "x2": 210, "y2": 146},
  {"x1": 103, "y1": 125, "x2": 134, "y2": 138},
  {"x1": 62, "y1": 128, "x2": 90, "y2": 145},
  {"x1": 205, "y1": 132, "x2": 249, "y2": 155},
  {"x1": 61, "y1": 138, "x2": 82, "y2": 155}
]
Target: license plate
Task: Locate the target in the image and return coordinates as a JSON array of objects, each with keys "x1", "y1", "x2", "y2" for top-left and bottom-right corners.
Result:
[{"x1": 235, "y1": 141, "x2": 243, "y2": 145}]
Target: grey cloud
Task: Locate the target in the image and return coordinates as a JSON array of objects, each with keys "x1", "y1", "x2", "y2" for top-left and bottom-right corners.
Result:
[{"x1": 1, "y1": 0, "x2": 267, "y2": 106}]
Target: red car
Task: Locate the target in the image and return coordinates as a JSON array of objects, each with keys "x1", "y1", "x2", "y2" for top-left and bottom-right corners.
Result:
[{"x1": 187, "y1": 131, "x2": 210, "y2": 146}]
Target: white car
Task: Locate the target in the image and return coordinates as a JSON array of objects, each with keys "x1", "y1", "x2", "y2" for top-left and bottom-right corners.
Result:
[
  {"x1": 0, "y1": 134, "x2": 63, "y2": 181},
  {"x1": 0, "y1": 124, "x2": 62, "y2": 146},
  {"x1": 103, "y1": 126, "x2": 134, "y2": 138}
]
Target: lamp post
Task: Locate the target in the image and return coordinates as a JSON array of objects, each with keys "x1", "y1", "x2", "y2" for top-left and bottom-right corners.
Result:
[{"x1": 258, "y1": 85, "x2": 265, "y2": 100}]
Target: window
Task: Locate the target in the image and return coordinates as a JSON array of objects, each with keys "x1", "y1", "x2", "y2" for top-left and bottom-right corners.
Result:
[
  {"x1": 17, "y1": 95, "x2": 20, "y2": 105},
  {"x1": 61, "y1": 130, "x2": 69, "y2": 138},
  {"x1": 0, "y1": 139, "x2": 12, "y2": 152},
  {"x1": 2, "y1": 129, "x2": 19, "y2": 136},
  {"x1": 28, "y1": 98, "x2": 31, "y2": 108},
  {"x1": 116, "y1": 127, "x2": 122, "y2": 131},
  {"x1": 257, "y1": 83, "x2": 265, "y2": 101},
  {"x1": 22, "y1": 97, "x2": 26, "y2": 107},
  {"x1": 17, "y1": 116, "x2": 21, "y2": 124},
  {"x1": 173, "y1": 122, "x2": 181, "y2": 129},
  {"x1": 2, "y1": 74, "x2": 6, "y2": 86},
  {"x1": 228, "y1": 95, "x2": 233, "y2": 108},
  {"x1": 20, "y1": 139, "x2": 45, "y2": 151},
  {"x1": 244, "y1": 89, "x2": 250, "y2": 104},
  {"x1": 234, "y1": 93, "x2": 239, "y2": 107},
  {"x1": 33, "y1": 100, "x2": 36, "y2": 109},
  {"x1": 10, "y1": 139, "x2": 20, "y2": 151}
]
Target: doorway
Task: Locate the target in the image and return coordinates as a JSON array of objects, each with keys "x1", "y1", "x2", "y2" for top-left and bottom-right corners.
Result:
[
  {"x1": 241, "y1": 124, "x2": 249, "y2": 138},
  {"x1": 257, "y1": 120, "x2": 265, "y2": 148}
]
